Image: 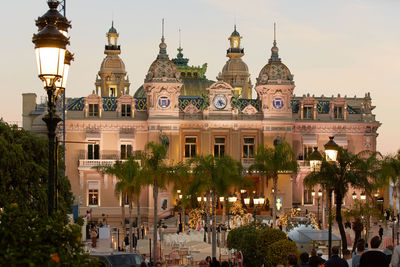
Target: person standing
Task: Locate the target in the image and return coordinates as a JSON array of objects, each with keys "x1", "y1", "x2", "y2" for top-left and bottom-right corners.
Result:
[
  {"x1": 298, "y1": 252, "x2": 311, "y2": 267},
  {"x1": 287, "y1": 254, "x2": 298, "y2": 267},
  {"x1": 91, "y1": 228, "x2": 97, "y2": 248},
  {"x1": 324, "y1": 246, "x2": 349, "y2": 267},
  {"x1": 379, "y1": 225, "x2": 384, "y2": 240},
  {"x1": 391, "y1": 244, "x2": 400, "y2": 267},
  {"x1": 309, "y1": 249, "x2": 325, "y2": 267},
  {"x1": 343, "y1": 249, "x2": 352, "y2": 267},
  {"x1": 352, "y1": 239, "x2": 365, "y2": 267},
  {"x1": 359, "y1": 236, "x2": 389, "y2": 267}
]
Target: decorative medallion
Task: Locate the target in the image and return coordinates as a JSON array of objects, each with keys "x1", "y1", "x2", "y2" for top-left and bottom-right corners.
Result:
[
  {"x1": 273, "y1": 97, "x2": 284, "y2": 109},
  {"x1": 158, "y1": 96, "x2": 170, "y2": 108}
]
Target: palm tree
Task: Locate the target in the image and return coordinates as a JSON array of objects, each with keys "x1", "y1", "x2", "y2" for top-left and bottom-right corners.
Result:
[
  {"x1": 171, "y1": 162, "x2": 191, "y2": 231},
  {"x1": 382, "y1": 151, "x2": 400, "y2": 220},
  {"x1": 249, "y1": 141, "x2": 298, "y2": 228},
  {"x1": 304, "y1": 148, "x2": 381, "y2": 250},
  {"x1": 95, "y1": 157, "x2": 140, "y2": 252},
  {"x1": 137, "y1": 142, "x2": 172, "y2": 262},
  {"x1": 189, "y1": 154, "x2": 244, "y2": 259}
]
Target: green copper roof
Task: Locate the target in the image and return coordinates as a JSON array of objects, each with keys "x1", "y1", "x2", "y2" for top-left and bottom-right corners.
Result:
[
  {"x1": 231, "y1": 25, "x2": 240, "y2": 37},
  {"x1": 171, "y1": 47, "x2": 189, "y2": 66},
  {"x1": 108, "y1": 21, "x2": 117, "y2": 34}
]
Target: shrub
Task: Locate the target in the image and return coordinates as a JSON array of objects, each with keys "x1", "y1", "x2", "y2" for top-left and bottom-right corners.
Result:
[
  {"x1": 75, "y1": 216, "x2": 84, "y2": 226},
  {"x1": 267, "y1": 239, "x2": 298, "y2": 266},
  {"x1": 258, "y1": 228, "x2": 287, "y2": 258},
  {"x1": 0, "y1": 205, "x2": 97, "y2": 266}
]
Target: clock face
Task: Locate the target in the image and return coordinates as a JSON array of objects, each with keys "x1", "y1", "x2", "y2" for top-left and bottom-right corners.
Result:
[{"x1": 213, "y1": 95, "x2": 227, "y2": 110}]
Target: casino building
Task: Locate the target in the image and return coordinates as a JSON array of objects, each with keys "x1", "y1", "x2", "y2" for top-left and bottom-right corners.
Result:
[{"x1": 22, "y1": 23, "x2": 381, "y2": 225}]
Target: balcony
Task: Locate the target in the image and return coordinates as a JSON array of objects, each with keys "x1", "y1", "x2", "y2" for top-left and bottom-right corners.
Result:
[
  {"x1": 78, "y1": 159, "x2": 126, "y2": 169},
  {"x1": 78, "y1": 150, "x2": 138, "y2": 169},
  {"x1": 241, "y1": 158, "x2": 254, "y2": 170}
]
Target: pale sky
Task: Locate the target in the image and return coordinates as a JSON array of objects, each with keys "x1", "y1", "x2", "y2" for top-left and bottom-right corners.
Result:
[{"x1": 1, "y1": 0, "x2": 399, "y2": 154}]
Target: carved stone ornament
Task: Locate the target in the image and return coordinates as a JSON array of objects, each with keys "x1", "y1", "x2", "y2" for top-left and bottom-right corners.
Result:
[
  {"x1": 242, "y1": 104, "x2": 258, "y2": 115},
  {"x1": 183, "y1": 103, "x2": 200, "y2": 114}
]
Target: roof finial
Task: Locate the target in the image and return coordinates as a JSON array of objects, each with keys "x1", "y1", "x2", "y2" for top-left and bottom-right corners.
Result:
[
  {"x1": 269, "y1": 22, "x2": 281, "y2": 62},
  {"x1": 161, "y1": 18, "x2": 165, "y2": 43},
  {"x1": 179, "y1": 28, "x2": 181, "y2": 48},
  {"x1": 273, "y1": 22, "x2": 276, "y2": 46}
]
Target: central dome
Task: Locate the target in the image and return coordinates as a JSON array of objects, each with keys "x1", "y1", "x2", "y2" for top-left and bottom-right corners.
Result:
[{"x1": 100, "y1": 56, "x2": 126, "y2": 73}]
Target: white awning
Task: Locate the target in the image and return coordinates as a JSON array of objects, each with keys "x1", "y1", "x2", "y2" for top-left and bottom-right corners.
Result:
[
  {"x1": 302, "y1": 134, "x2": 317, "y2": 145},
  {"x1": 334, "y1": 134, "x2": 348, "y2": 147}
]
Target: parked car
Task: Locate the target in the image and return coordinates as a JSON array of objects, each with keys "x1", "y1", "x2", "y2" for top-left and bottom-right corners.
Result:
[{"x1": 91, "y1": 253, "x2": 144, "y2": 267}]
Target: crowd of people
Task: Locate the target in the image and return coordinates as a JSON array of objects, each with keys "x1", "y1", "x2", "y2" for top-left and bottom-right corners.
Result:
[{"x1": 286, "y1": 234, "x2": 400, "y2": 267}]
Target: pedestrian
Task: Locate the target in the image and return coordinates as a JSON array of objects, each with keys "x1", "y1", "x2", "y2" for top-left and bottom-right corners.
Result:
[
  {"x1": 91, "y1": 227, "x2": 97, "y2": 248},
  {"x1": 140, "y1": 262, "x2": 147, "y2": 267},
  {"x1": 221, "y1": 261, "x2": 229, "y2": 267},
  {"x1": 317, "y1": 250, "x2": 326, "y2": 263},
  {"x1": 379, "y1": 225, "x2": 384, "y2": 240},
  {"x1": 343, "y1": 249, "x2": 352, "y2": 267},
  {"x1": 391, "y1": 244, "x2": 400, "y2": 267},
  {"x1": 352, "y1": 239, "x2": 365, "y2": 267},
  {"x1": 309, "y1": 249, "x2": 325, "y2": 267},
  {"x1": 205, "y1": 256, "x2": 211, "y2": 265},
  {"x1": 299, "y1": 252, "x2": 311, "y2": 267},
  {"x1": 211, "y1": 257, "x2": 221, "y2": 267},
  {"x1": 359, "y1": 236, "x2": 389, "y2": 267},
  {"x1": 154, "y1": 262, "x2": 162, "y2": 267},
  {"x1": 324, "y1": 246, "x2": 349, "y2": 267},
  {"x1": 383, "y1": 245, "x2": 393, "y2": 264},
  {"x1": 287, "y1": 254, "x2": 298, "y2": 267}
]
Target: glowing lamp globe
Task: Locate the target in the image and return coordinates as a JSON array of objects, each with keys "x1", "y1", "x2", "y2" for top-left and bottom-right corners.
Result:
[{"x1": 324, "y1": 136, "x2": 339, "y2": 162}]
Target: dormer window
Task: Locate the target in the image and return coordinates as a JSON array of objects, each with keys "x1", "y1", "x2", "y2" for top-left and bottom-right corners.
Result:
[
  {"x1": 121, "y1": 104, "x2": 131, "y2": 117},
  {"x1": 334, "y1": 106, "x2": 344, "y2": 119},
  {"x1": 88, "y1": 104, "x2": 99, "y2": 117},
  {"x1": 303, "y1": 106, "x2": 313, "y2": 119}
]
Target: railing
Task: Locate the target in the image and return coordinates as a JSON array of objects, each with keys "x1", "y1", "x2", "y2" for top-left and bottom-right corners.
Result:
[
  {"x1": 297, "y1": 160, "x2": 310, "y2": 167},
  {"x1": 79, "y1": 159, "x2": 126, "y2": 168},
  {"x1": 241, "y1": 158, "x2": 254, "y2": 169}
]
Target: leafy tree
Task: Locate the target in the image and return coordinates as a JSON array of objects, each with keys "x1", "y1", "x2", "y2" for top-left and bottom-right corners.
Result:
[
  {"x1": 0, "y1": 204, "x2": 96, "y2": 266},
  {"x1": 137, "y1": 142, "x2": 172, "y2": 262},
  {"x1": 95, "y1": 157, "x2": 141, "y2": 252},
  {"x1": 0, "y1": 120, "x2": 72, "y2": 217},
  {"x1": 171, "y1": 162, "x2": 191, "y2": 230},
  {"x1": 304, "y1": 148, "x2": 381, "y2": 250},
  {"x1": 250, "y1": 142, "x2": 298, "y2": 228},
  {"x1": 189, "y1": 154, "x2": 244, "y2": 258}
]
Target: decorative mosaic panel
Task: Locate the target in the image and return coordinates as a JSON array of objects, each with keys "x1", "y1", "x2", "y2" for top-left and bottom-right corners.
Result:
[
  {"x1": 135, "y1": 98, "x2": 147, "y2": 111},
  {"x1": 347, "y1": 105, "x2": 360, "y2": 114},
  {"x1": 237, "y1": 99, "x2": 260, "y2": 111},
  {"x1": 317, "y1": 101, "x2": 330, "y2": 114},
  {"x1": 178, "y1": 96, "x2": 203, "y2": 111},
  {"x1": 103, "y1": 97, "x2": 117, "y2": 111},
  {"x1": 67, "y1": 97, "x2": 84, "y2": 111},
  {"x1": 291, "y1": 100, "x2": 300, "y2": 113}
]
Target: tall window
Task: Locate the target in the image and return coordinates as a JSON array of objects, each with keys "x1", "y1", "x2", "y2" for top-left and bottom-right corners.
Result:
[
  {"x1": 88, "y1": 104, "x2": 99, "y2": 117},
  {"x1": 184, "y1": 137, "x2": 197, "y2": 158},
  {"x1": 88, "y1": 182, "x2": 99, "y2": 206},
  {"x1": 334, "y1": 106, "x2": 344, "y2": 119},
  {"x1": 243, "y1": 137, "x2": 255, "y2": 158},
  {"x1": 214, "y1": 137, "x2": 226, "y2": 157},
  {"x1": 88, "y1": 143, "x2": 99, "y2": 159},
  {"x1": 304, "y1": 189, "x2": 313, "y2": 205},
  {"x1": 109, "y1": 87, "x2": 116, "y2": 97},
  {"x1": 303, "y1": 106, "x2": 313, "y2": 119},
  {"x1": 303, "y1": 145, "x2": 313, "y2": 160},
  {"x1": 120, "y1": 144, "x2": 132, "y2": 159},
  {"x1": 121, "y1": 104, "x2": 131, "y2": 117}
]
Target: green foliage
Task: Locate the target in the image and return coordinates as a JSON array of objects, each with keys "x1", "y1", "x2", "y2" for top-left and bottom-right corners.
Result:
[
  {"x1": 0, "y1": 204, "x2": 97, "y2": 266},
  {"x1": 75, "y1": 216, "x2": 84, "y2": 226},
  {"x1": 258, "y1": 228, "x2": 287, "y2": 258},
  {"x1": 227, "y1": 223, "x2": 291, "y2": 267},
  {"x1": 267, "y1": 239, "x2": 298, "y2": 266},
  {"x1": 0, "y1": 120, "x2": 73, "y2": 218},
  {"x1": 227, "y1": 224, "x2": 264, "y2": 267}
]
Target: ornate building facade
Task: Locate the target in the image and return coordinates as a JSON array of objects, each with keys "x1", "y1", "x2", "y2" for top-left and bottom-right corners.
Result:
[{"x1": 23, "y1": 24, "x2": 381, "y2": 225}]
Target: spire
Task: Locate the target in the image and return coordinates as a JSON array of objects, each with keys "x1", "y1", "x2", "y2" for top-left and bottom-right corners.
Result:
[
  {"x1": 269, "y1": 22, "x2": 281, "y2": 62},
  {"x1": 177, "y1": 28, "x2": 184, "y2": 58},
  {"x1": 158, "y1": 18, "x2": 168, "y2": 59}
]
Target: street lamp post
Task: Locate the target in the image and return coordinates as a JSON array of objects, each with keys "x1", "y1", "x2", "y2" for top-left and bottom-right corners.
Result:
[
  {"x1": 33, "y1": 1, "x2": 71, "y2": 216},
  {"x1": 312, "y1": 189, "x2": 323, "y2": 229},
  {"x1": 324, "y1": 136, "x2": 339, "y2": 259}
]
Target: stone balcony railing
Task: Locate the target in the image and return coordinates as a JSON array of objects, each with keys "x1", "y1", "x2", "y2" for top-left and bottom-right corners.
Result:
[{"x1": 78, "y1": 159, "x2": 126, "y2": 169}]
